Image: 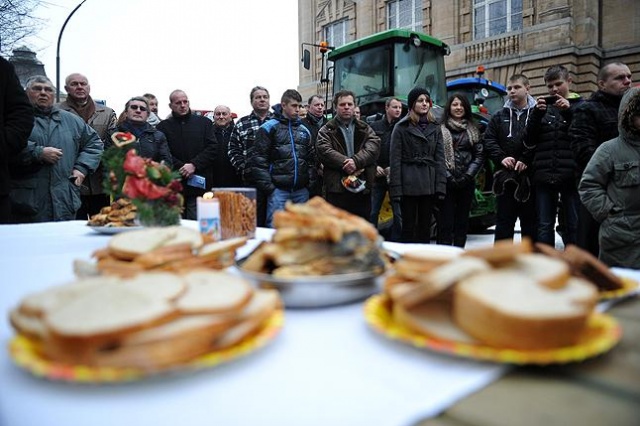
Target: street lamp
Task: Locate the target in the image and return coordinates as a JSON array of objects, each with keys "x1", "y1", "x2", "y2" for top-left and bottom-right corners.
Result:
[{"x1": 56, "y1": 0, "x2": 88, "y2": 102}]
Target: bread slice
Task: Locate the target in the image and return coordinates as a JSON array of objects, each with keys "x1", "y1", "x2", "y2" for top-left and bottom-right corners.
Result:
[
  {"x1": 394, "y1": 250, "x2": 460, "y2": 280},
  {"x1": 45, "y1": 284, "x2": 177, "y2": 340},
  {"x1": 563, "y1": 245, "x2": 624, "y2": 291},
  {"x1": 502, "y1": 253, "x2": 571, "y2": 289},
  {"x1": 19, "y1": 276, "x2": 119, "y2": 317},
  {"x1": 396, "y1": 257, "x2": 491, "y2": 308},
  {"x1": 108, "y1": 226, "x2": 203, "y2": 260},
  {"x1": 176, "y1": 271, "x2": 253, "y2": 314},
  {"x1": 393, "y1": 301, "x2": 479, "y2": 344},
  {"x1": 9, "y1": 308, "x2": 48, "y2": 340},
  {"x1": 125, "y1": 272, "x2": 186, "y2": 301},
  {"x1": 462, "y1": 237, "x2": 533, "y2": 265},
  {"x1": 213, "y1": 289, "x2": 280, "y2": 350},
  {"x1": 454, "y1": 271, "x2": 597, "y2": 349}
]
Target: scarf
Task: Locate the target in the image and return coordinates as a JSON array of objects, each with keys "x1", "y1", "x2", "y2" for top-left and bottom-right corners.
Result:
[
  {"x1": 65, "y1": 95, "x2": 96, "y2": 123},
  {"x1": 441, "y1": 118, "x2": 480, "y2": 171}
]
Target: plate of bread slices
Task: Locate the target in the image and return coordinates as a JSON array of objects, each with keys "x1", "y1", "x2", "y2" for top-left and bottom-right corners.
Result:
[
  {"x1": 74, "y1": 226, "x2": 248, "y2": 277},
  {"x1": 237, "y1": 197, "x2": 388, "y2": 307},
  {"x1": 8, "y1": 271, "x2": 284, "y2": 383},
  {"x1": 365, "y1": 239, "x2": 625, "y2": 365}
]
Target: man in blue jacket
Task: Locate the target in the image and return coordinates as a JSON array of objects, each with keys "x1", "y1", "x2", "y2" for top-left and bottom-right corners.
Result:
[{"x1": 250, "y1": 89, "x2": 316, "y2": 227}]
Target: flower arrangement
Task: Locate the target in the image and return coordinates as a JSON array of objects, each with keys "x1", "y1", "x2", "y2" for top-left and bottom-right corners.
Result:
[{"x1": 102, "y1": 132, "x2": 183, "y2": 226}]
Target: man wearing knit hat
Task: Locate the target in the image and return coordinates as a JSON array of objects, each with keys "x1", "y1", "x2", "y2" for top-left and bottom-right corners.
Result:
[{"x1": 316, "y1": 90, "x2": 380, "y2": 219}]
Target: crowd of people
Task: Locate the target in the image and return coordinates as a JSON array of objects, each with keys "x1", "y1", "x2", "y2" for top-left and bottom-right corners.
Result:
[{"x1": 1, "y1": 57, "x2": 637, "y2": 268}]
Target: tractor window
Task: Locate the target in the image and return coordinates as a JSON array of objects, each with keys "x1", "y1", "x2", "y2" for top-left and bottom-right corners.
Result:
[
  {"x1": 394, "y1": 42, "x2": 446, "y2": 106},
  {"x1": 333, "y1": 45, "x2": 392, "y2": 105}
]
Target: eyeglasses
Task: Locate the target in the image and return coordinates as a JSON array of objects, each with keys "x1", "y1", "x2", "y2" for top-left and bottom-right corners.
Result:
[{"x1": 129, "y1": 104, "x2": 148, "y2": 112}]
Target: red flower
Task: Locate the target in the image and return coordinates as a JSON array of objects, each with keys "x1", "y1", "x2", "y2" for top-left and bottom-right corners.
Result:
[
  {"x1": 123, "y1": 176, "x2": 170, "y2": 200},
  {"x1": 123, "y1": 149, "x2": 147, "y2": 177}
]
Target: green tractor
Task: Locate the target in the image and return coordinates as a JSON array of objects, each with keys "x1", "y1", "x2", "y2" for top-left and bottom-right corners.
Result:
[{"x1": 302, "y1": 29, "x2": 497, "y2": 233}]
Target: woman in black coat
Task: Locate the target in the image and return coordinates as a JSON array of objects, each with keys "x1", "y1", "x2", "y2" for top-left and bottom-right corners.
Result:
[
  {"x1": 116, "y1": 96, "x2": 172, "y2": 166},
  {"x1": 389, "y1": 87, "x2": 446, "y2": 243},
  {"x1": 436, "y1": 94, "x2": 485, "y2": 247}
]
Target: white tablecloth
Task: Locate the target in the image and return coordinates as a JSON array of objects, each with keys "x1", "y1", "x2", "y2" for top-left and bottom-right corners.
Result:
[{"x1": 0, "y1": 221, "x2": 506, "y2": 426}]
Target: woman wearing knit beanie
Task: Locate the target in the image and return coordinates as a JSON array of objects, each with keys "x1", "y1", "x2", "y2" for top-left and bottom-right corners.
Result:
[
  {"x1": 436, "y1": 94, "x2": 485, "y2": 247},
  {"x1": 388, "y1": 87, "x2": 447, "y2": 243}
]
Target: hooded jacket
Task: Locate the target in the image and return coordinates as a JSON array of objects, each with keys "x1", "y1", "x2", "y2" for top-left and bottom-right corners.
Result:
[
  {"x1": 578, "y1": 87, "x2": 640, "y2": 268},
  {"x1": 484, "y1": 96, "x2": 536, "y2": 168},
  {"x1": 249, "y1": 104, "x2": 316, "y2": 194},
  {"x1": 523, "y1": 92, "x2": 582, "y2": 186}
]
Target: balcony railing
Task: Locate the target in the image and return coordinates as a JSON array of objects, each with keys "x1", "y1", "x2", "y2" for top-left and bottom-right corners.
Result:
[{"x1": 465, "y1": 33, "x2": 521, "y2": 63}]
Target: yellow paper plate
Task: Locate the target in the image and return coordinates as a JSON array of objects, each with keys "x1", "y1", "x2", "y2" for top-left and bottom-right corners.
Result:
[
  {"x1": 599, "y1": 276, "x2": 639, "y2": 300},
  {"x1": 364, "y1": 295, "x2": 621, "y2": 365},
  {"x1": 8, "y1": 310, "x2": 284, "y2": 383}
]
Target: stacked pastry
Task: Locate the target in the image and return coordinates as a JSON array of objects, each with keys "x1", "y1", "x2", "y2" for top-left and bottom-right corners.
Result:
[
  {"x1": 88, "y1": 198, "x2": 137, "y2": 227},
  {"x1": 241, "y1": 197, "x2": 386, "y2": 277}
]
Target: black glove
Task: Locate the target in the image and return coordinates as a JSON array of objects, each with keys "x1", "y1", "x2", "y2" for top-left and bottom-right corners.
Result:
[
  {"x1": 457, "y1": 174, "x2": 472, "y2": 187},
  {"x1": 447, "y1": 176, "x2": 458, "y2": 189}
]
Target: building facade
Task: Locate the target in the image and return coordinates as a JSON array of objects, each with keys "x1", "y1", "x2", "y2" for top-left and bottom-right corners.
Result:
[{"x1": 298, "y1": 0, "x2": 639, "y2": 104}]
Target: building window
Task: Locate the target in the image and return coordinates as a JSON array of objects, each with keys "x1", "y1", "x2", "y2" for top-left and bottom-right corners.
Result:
[
  {"x1": 387, "y1": 0, "x2": 423, "y2": 31},
  {"x1": 324, "y1": 19, "x2": 349, "y2": 48},
  {"x1": 473, "y1": 0, "x2": 522, "y2": 39}
]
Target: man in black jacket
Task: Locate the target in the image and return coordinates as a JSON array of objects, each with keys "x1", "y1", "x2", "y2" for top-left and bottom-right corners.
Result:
[
  {"x1": 369, "y1": 97, "x2": 402, "y2": 240},
  {"x1": 301, "y1": 95, "x2": 327, "y2": 197},
  {"x1": 157, "y1": 90, "x2": 217, "y2": 220},
  {"x1": 484, "y1": 74, "x2": 537, "y2": 243},
  {"x1": 212, "y1": 105, "x2": 242, "y2": 187},
  {"x1": 0, "y1": 57, "x2": 34, "y2": 223},
  {"x1": 570, "y1": 62, "x2": 632, "y2": 256},
  {"x1": 524, "y1": 65, "x2": 582, "y2": 246}
]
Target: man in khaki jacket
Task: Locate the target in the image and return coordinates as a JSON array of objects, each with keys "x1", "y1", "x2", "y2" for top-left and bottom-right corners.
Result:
[{"x1": 58, "y1": 73, "x2": 117, "y2": 219}]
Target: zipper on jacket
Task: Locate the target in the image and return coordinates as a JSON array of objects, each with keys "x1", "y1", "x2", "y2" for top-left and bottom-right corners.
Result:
[{"x1": 289, "y1": 121, "x2": 299, "y2": 187}]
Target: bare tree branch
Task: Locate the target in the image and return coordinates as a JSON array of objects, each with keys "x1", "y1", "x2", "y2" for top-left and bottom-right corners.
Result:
[{"x1": 0, "y1": 0, "x2": 44, "y2": 56}]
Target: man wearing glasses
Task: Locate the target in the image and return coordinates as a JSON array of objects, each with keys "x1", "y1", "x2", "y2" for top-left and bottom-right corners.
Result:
[
  {"x1": 58, "y1": 73, "x2": 117, "y2": 219},
  {"x1": 9, "y1": 76, "x2": 102, "y2": 223}
]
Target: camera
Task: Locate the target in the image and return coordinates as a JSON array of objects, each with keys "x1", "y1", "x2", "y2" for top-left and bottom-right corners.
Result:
[{"x1": 543, "y1": 95, "x2": 559, "y2": 105}]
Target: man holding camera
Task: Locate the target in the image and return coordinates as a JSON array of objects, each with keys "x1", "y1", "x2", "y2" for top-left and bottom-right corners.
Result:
[{"x1": 523, "y1": 65, "x2": 583, "y2": 247}]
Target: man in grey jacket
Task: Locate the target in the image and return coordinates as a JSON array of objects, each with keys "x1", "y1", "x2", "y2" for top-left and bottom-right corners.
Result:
[
  {"x1": 58, "y1": 73, "x2": 116, "y2": 219},
  {"x1": 10, "y1": 76, "x2": 102, "y2": 223}
]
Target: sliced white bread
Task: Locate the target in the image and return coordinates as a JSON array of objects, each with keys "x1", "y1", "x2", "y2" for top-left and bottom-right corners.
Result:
[
  {"x1": 213, "y1": 289, "x2": 280, "y2": 350},
  {"x1": 198, "y1": 237, "x2": 248, "y2": 259},
  {"x1": 45, "y1": 284, "x2": 177, "y2": 340},
  {"x1": 108, "y1": 227, "x2": 179, "y2": 260},
  {"x1": 19, "y1": 276, "x2": 119, "y2": 317},
  {"x1": 395, "y1": 250, "x2": 460, "y2": 279},
  {"x1": 9, "y1": 308, "x2": 48, "y2": 340},
  {"x1": 502, "y1": 253, "x2": 571, "y2": 289},
  {"x1": 393, "y1": 301, "x2": 479, "y2": 344},
  {"x1": 453, "y1": 271, "x2": 597, "y2": 349},
  {"x1": 397, "y1": 257, "x2": 491, "y2": 308},
  {"x1": 124, "y1": 272, "x2": 186, "y2": 301},
  {"x1": 107, "y1": 226, "x2": 203, "y2": 260},
  {"x1": 176, "y1": 271, "x2": 253, "y2": 314}
]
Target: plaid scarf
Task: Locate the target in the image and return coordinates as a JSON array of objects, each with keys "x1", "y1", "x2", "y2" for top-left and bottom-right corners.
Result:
[{"x1": 440, "y1": 118, "x2": 479, "y2": 171}]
